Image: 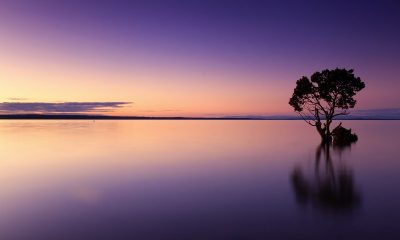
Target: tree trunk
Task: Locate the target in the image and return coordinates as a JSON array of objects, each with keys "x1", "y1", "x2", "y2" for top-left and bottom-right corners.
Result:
[
  {"x1": 320, "y1": 134, "x2": 332, "y2": 144},
  {"x1": 315, "y1": 122, "x2": 327, "y2": 142},
  {"x1": 324, "y1": 119, "x2": 332, "y2": 143},
  {"x1": 316, "y1": 119, "x2": 332, "y2": 143}
]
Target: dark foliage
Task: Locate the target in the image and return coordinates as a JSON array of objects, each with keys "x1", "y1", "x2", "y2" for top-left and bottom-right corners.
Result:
[
  {"x1": 332, "y1": 124, "x2": 358, "y2": 146},
  {"x1": 289, "y1": 68, "x2": 365, "y2": 142}
]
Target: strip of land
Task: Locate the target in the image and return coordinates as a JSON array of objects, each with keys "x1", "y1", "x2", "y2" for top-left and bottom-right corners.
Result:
[{"x1": 0, "y1": 114, "x2": 399, "y2": 120}]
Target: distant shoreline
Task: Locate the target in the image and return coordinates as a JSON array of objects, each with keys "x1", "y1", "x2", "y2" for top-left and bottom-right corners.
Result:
[{"x1": 0, "y1": 114, "x2": 399, "y2": 120}]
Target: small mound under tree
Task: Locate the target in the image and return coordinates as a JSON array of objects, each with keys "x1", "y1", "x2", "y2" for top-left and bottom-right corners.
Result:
[{"x1": 289, "y1": 68, "x2": 365, "y2": 143}]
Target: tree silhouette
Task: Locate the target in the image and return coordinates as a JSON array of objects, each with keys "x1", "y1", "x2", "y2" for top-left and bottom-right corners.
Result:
[{"x1": 289, "y1": 68, "x2": 365, "y2": 143}]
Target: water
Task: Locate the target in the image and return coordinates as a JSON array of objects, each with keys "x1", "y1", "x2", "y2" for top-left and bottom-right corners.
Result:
[{"x1": 0, "y1": 120, "x2": 399, "y2": 240}]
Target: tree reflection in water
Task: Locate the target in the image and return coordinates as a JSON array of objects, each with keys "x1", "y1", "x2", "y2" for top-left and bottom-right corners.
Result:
[{"x1": 291, "y1": 143, "x2": 361, "y2": 213}]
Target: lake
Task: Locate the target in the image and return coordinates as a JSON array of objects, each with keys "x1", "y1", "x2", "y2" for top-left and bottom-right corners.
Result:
[{"x1": 0, "y1": 120, "x2": 399, "y2": 240}]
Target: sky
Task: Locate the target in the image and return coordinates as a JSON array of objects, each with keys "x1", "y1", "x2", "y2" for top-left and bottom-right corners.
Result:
[{"x1": 0, "y1": 0, "x2": 399, "y2": 116}]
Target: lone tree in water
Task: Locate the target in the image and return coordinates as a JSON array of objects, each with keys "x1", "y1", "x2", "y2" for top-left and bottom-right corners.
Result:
[{"x1": 289, "y1": 68, "x2": 365, "y2": 143}]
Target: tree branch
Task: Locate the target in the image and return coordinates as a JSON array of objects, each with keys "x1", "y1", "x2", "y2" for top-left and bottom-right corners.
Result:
[{"x1": 298, "y1": 112, "x2": 316, "y2": 126}]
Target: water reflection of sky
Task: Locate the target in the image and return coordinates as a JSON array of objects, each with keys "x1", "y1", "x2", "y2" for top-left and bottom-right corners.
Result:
[{"x1": 0, "y1": 120, "x2": 399, "y2": 239}]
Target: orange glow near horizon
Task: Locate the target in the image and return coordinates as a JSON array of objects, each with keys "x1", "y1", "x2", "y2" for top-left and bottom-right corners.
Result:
[
  {"x1": 0, "y1": 1, "x2": 398, "y2": 117},
  {"x1": 0, "y1": 47, "x2": 293, "y2": 116}
]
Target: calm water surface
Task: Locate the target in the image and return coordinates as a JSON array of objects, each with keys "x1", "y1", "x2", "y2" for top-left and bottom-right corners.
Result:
[{"x1": 0, "y1": 120, "x2": 399, "y2": 240}]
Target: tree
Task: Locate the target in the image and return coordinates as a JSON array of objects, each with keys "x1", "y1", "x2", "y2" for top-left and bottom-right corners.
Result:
[{"x1": 289, "y1": 68, "x2": 365, "y2": 143}]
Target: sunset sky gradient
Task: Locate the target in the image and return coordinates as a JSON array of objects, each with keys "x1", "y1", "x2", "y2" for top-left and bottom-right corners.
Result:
[{"x1": 0, "y1": 0, "x2": 399, "y2": 116}]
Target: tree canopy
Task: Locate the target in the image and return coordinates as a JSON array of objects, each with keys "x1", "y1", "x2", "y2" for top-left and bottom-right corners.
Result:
[{"x1": 289, "y1": 68, "x2": 365, "y2": 142}]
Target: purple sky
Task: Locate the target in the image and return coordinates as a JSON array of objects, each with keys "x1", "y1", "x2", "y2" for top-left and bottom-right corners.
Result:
[{"x1": 0, "y1": 0, "x2": 399, "y2": 116}]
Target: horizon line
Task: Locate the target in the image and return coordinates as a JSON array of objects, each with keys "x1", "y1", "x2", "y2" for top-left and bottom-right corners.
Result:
[{"x1": 0, "y1": 113, "x2": 399, "y2": 120}]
